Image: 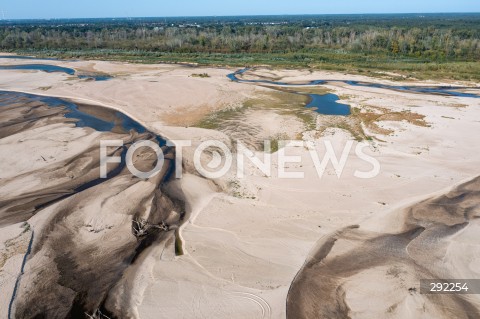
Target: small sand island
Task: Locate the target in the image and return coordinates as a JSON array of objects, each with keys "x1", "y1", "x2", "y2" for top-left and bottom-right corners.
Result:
[{"x1": 0, "y1": 10, "x2": 480, "y2": 319}]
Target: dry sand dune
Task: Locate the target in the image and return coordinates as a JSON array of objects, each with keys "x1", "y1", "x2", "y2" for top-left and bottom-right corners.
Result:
[{"x1": 287, "y1": 176, "x2": 480, "y2": 319}]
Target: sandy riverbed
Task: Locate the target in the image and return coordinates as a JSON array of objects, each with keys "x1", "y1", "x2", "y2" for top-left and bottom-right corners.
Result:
[{"x1": 0, "y1": 54, "x2": 479, "y2": 318}]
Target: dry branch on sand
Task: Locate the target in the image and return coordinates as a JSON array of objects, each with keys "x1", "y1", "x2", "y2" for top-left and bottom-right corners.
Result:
[
  {"x1": 85, "y1": 310, "x2": 112, "y2": 319},
  {"x1": 132, "y1": 217, "x2": 169, "y2": 238}
]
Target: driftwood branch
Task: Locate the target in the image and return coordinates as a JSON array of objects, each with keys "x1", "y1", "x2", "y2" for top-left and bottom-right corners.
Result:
[
  {"x1": 132, "y1": 217, "x2": 169, "y2": 237},
  {"x1": 85, "y1": 309, "x2": 112, "y2": 319}
]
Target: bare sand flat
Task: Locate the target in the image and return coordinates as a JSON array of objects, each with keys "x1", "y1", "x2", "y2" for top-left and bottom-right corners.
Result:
[{"x1": 0, "y1": 57, "x2": 479, "y2": 318}]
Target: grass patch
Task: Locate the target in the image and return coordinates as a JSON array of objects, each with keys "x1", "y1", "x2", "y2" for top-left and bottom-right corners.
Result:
[
  {"x1": 194, "y1": 89, "x2": 316, "y2": 150},
  {"x1": 228, "y1": 179, "x2": 257, "y2": 198},
  {"x1": 196, "y1": 89, "x2": 315, "y2": 134},
  {"x1": 270, "y1": 133, "x2": 290, "y2": 153},
  {"x1": 318, "y1": 105, "x2": 429, "y2": 141},
  {"x1": 247, "y1": 88, "x2": 317, "y2": 132},
  {"x1": 353, "y1": 105, "x2": 429, "y2": 135},
  {"x1": 195, "y1": 105, "x2": 246, "y2": 130},
  {"x1": 318, "y1": 118, "x2": 366, "y2": 142},
  {"x1": 338, "y1": 94, "x2": 353, "y2": 100},
  {"x1": 190, "y1": 73, "x2": 210, "y2": 78},
  {"x1": 290, "y1": 87, "x2": 331, "y2": 95}
]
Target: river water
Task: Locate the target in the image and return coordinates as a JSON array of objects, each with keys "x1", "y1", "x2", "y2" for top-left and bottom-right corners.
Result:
[
  {"x1": 228, "y1": 68, "x2": 479, "y2": 116},
  {"x1": 0, "y1": 56, "x2": 112, "y2": 81}
]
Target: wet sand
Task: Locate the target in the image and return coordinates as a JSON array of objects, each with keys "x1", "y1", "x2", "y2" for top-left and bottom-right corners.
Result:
[{"x1": 0, "y1": 91, "x2": 182, "y2": 318}]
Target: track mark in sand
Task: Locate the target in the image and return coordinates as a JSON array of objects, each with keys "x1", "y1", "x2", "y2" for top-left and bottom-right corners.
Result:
[{"x1": 229, "y1": 291, "x2": 272, "y2": 319}]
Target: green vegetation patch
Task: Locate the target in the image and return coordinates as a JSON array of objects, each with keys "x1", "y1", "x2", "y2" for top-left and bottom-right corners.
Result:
[
  {"x1": 318, "y1": 104, "x2": 429, "y2": 141},
  {"x1": 190, "y1": 73, "x2": 210, "y2": 78}
]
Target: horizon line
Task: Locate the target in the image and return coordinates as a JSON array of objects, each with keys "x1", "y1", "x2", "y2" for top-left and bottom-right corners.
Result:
[{"x1": 2, "y1": 11, "x2": 480, "y2": 21}]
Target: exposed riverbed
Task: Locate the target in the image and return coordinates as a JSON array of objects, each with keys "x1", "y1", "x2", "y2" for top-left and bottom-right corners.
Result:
[
  {"x1": 228, "y1": 68, "x2": 480, "y2": 116},
  {"x1": 0, "y1": 90, "x2": 182, "y2": 318},
  {"x1": 0, "y1": 57, "x2": 112, "y2": 81}
]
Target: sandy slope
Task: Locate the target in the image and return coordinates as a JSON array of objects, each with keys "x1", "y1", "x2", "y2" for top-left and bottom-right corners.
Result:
[
  {"x1": 287, "y1": 176, "x2": 480, "y2": 319},
  {"x1": 0, "y1": 56, "x2": 479, "y2": 318}
]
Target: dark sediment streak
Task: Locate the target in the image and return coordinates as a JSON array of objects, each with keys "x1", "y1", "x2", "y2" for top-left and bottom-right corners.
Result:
[
  {"x1": 287, "y1": 176, "x2": 480, "y2": 319},
  {"x1": 0, "y1": 91, "x2": 184, "y2": 318}
]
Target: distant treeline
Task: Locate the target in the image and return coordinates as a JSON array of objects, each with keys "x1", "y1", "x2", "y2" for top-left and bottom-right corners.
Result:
[{"x1": 1, "y1": 14, "x2": 479, "y2": 61}]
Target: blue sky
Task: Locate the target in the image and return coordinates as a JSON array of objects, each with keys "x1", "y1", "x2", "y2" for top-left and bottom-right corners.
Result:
[{"x1": 2, "y1": 0, "x2": 480, "y2": 19}]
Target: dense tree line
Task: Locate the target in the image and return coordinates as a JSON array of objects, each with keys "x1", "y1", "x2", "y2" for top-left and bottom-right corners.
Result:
[{"x1": 1, "y1": 14, "x2": 479, "y2": 60}]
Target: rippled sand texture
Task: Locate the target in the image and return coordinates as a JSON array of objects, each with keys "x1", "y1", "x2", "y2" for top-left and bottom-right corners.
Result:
[
  {"x1": 287, "y1": 176, "x2": 480, "y2": 319},
  {"x1": 0, "y1": 92, "x2": 182, "y2": 318}
]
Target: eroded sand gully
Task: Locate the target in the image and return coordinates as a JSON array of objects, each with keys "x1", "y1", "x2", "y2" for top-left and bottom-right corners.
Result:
[
  {"x1": 0, "y1": 92, "x2": 184, "y2": 318},
  {"x1": 287, "y1": 176, "x2": 480, "y2": 319}
]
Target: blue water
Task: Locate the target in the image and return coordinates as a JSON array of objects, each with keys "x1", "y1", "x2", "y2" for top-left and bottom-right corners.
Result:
[
  {"x1": 228, "y1": 69, "x2": 350, "y2": 115},
  {"x1": 0, "y1": 90, "x2": 149, "y2": 135},
  {"x1": 307, "y1": 93, "x2": 350, "y2": 116},
  {"x1": 228, "y1": 69, "x2": 480, "y2": 99},
  {"x1": 345, "y1": 81, "x2": 479, "y2": 98},
  {"x1": 0, "y1": 62, "x2": 112, "y2": 81},
  {"x1": 0, "y1": 64, "x2": 76, "y2": 75},
  {"x1": 0, "y1": 89, "x2": 168, "y2": 194},
  {"x1": 227, "y1": 69, "x2": 327, "y2": 86},
  {"x1": 78, "y1": 74, "x2": 112, "y2": 81}
]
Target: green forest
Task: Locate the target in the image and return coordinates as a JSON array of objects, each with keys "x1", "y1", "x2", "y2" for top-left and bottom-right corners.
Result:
[{"x1": 1, "y1": 14, "x2": 479, "y2": 80}]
